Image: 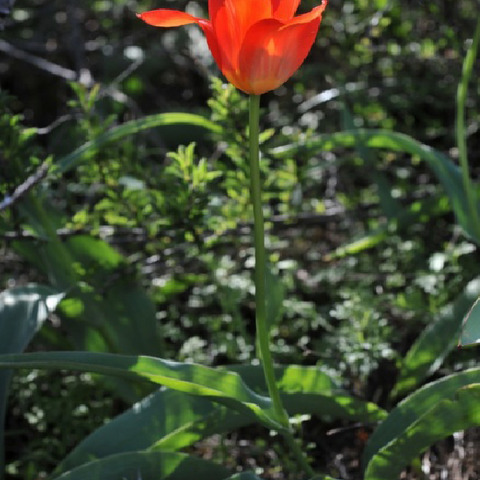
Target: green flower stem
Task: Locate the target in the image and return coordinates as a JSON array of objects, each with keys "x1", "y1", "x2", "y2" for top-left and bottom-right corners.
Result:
[
  {"x1": 248, "y1": 94, "x2": 315, "y2": 478},
  {"x1": 248, "y1": 94, "x2": 287, "y2": 425},
  {"x1": 456, "y1": 17, "x2": 480, "y2": 243}
]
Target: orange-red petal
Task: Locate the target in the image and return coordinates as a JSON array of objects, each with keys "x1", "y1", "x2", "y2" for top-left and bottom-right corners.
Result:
[
  {"x1": 136, "y1": 9, "x2": 201, "y2": 27},
  {"x1": 284, "y1": 1, "x2": 327, "y2": 28},
  {"x1": 271, "y1": 0, "x2": 301, "y2": 21},
  {"x1": 236, "y1": 5, "x2": 325, "y2": 94},
  {"x1": 210, "y1": 0, "x2": 273, "y2": 73}
]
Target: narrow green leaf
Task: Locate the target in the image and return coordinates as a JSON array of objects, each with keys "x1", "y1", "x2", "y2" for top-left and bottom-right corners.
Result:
[
  {"x1": 456, "y1": 17, "x2": 480, "y2": 243},
  {"x1": 392, "y1": 277, "x2": 480, "y2": 399},
  {"x1": 0, "y1": 351, "x2": 283, "y2": 430},
  {"x1": 364, "y1": 383, "x2": 480, "y2": 479},
  {"x1": 0, "y1": 285, "x2": 63, "y2": 480},
  {"x1": 53, "y1": 451, "x2": 230, "y2": 480},
  {"x1": 56, "y1": 113, "x2": 222, "y2": 174},
  {"x1": 363, "y1": 367, "x2": 480, "y2": 468},
  {"x1": 340, "y1": 105, "x2": 401, "y2": 219},
  {"x1": 459, "y1": 295, "x2": 480, "y2": 346},
  {"x1": 271, "y1": 129, "x2": 475, "y2": 238}
]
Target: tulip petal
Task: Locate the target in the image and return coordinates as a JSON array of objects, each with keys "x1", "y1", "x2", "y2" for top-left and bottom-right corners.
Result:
[
  {"x1": 237, "y1": 5, "x2": 325, "y2": 94},
  {"x1": 271, "y1": 0, "x2": 301, "y2": 21},
  {"x1": 136, "y1": 8, "x2": 223, "y2": 78},
  {"x1": 211, "y1": 0, "x2": 272, "y2": 71},
  {"x1": 224, "y1": 0, "x2": 272, "y2": 32},
  {"x1": 285, "y1": 1, "x2": 327, "y2": 27},
  {"x1": 136, "y1": 9, "x2": 202, "y2": 27}
]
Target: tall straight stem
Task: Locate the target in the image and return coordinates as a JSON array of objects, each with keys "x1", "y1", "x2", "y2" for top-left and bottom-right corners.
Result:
[
  {"x1": 248, "y1": 94, "x2": 315, "y2": 478},
  {"x1": 248, "y1": 94, "x2": 288, "y2": 425}
]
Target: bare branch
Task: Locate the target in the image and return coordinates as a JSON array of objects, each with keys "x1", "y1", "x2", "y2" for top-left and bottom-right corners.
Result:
[{"x1": 0, "y1": 160, "x2": 50, "y2": 212}]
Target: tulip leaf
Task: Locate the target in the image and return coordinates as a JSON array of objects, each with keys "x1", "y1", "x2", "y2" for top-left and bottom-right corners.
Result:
[
  {"x1": 364, "y1": 383, "x2": 480, "y2": 479},
  {"x1": 0, "y1": 351, "x2": 284, "y2": 430},
  {"x1": 56, "y1": 113, "x2": 222, "y2": 174},
  {"x1": 231, "y1": 365, "x2": 386, "y2": 423},
  {"x1": 52, "y1": 451, "x2": 230, "y2": 480},
  {"x1": 391, "y1": 277, "x2": 480, "y2": 399},
  {"x1": 0, "y1": 285, "x2": 63, "y2": 480},
  {"x1": 272, "y1": 129, "x2": 477, "y2": 239},
  {"x1": 53, "y1": 389, "x2": 253, "y2": 476},
  {"x1": 54, "y1": 364, "x2": 384, "y2": 475},
  {"x1": 459, "y1": 295, "x2": 480, "y2": 347},
  {"x1": 363, "y1": 367, "x2": 480, "y2": 469}
]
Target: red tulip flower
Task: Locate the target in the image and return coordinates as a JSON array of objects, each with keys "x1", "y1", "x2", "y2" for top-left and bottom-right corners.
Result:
[{"x1": 137, "y1": 0, "x2": 327, "y2": 95}]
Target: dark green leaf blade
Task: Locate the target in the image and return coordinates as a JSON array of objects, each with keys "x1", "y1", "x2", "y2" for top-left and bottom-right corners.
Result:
[
  {"x1": 55, "y1": 364, "x2": 384, "y2": 476},
  {"x1": 56, "y1": 113, "x2": 222, "y2": 174},
  {"x1": 233, "y1": 365, "x2": 386, "y2": 423},
  {"x1": 0, "y1": 285, "x2": 63, "y2": 479},
  {"x1": 364, "y1": 383, "x2": 480, "y2": 479},
  {"x1": 0, "y1": 351, "x2": 283, "y2": 429},
  {"x1": 459, "y1": 295, "x2": 480, "y2": 347},
  {"x1": 363, "y1": 367, "x2": 480, "y2": 469},
  {"x1": 54, "y1": 389, "x2": 254, "y2": 475},
  {"x1": 392, "y1": 277, "x2": 480, "y2": 398},
  {"x1": 271, "y1": 129, "x2": 476, "y2": 238},
  {"x1": 53, "y1": 451, "x2": 230, "y2": 480}
]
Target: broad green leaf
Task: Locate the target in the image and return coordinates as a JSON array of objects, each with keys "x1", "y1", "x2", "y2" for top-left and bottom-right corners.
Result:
[
  {"x1": 54, "y1": 389, "x2": 254, "y2": 476},
  {"x1": 363, "y1": 367, "x2": 480, "y2": 469},
  {"x1": 0, "y1": 285, "x2": 63, "y2": 480},
  {"x1": 459, "y1": 295, "x2": 480, "y2": 346},
  {"x1": 60, "y1": 235, "x2": 162, "y2": 356},
  {"x1": 15, "y1": 231, "x2": 164, "y2": 398},
  {"x1": 53, "y1": 451, "x2": 230, "y2": 480},
  {"x1": 392, "y1": 277, "x2": 480, "y2": 399},
  {"x1": 0, "y1": 351, "x2": 283, "y2": 430},
  {"x1": 271, "y1": 129, "x2": 476, "y2": 238},
  {"x1": 56, "y1": 113, "x2": 222, "y2": 174},
  {"x1": 364, "y1": 383, "x2": 480, "y2": 479},
  {"x1": 232, "y1": 365, "x2": 386, "y2": 423},
  {"x1": 55, "y1": 365, "x2": 384, "y2": 475}
]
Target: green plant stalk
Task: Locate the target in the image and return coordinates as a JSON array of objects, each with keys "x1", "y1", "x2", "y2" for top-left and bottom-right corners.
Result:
[
  {"x1": 248, "y1": 94, "x2": 315, "y2": 477},
  {"x1": 456, "y1": 17, "x2": 480, "y2": 243}
]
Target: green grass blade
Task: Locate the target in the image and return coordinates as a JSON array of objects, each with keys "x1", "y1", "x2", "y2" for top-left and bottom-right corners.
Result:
[
  {"x1": 52, "y1": 451, "x2": 230, "y2": 480},
  {"x1": 391, "y1": 277, "x2": 480, "y2": 399},
  {"x1": 0, "y1": 351, "x2": 284, "y2": 430},
  {"x1": 0, "y1": 285, "x2": 63, "y2": 480},
  {"x1": 55, "y1": 113, "x2": 222, "y2": 174},
  {"x1": 364, "y1": 383, "x2": 480, "y2": 479},
  {"x1": 363, "y1": 367, "x2": 480, "y2": 469}
]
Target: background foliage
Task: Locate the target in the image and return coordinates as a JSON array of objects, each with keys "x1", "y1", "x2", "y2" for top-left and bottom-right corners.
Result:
[{"x1": 1, "y1": 0, "x2": 480, "y2": 479}]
